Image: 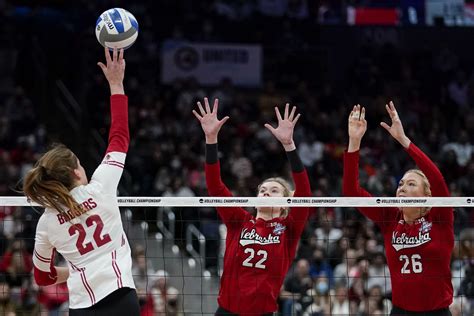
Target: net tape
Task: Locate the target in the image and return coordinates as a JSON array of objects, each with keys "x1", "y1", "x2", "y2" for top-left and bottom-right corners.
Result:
[{"x1": 1, "y1": 196, "x2": 473, "y2": 207}]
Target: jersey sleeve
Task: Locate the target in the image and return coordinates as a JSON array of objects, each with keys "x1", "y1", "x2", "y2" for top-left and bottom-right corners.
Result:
[
  {"x1": 406, "y1": 143, "x2": 453, "y2": 223},
  {"x1": 33, "y1": 215, "x2": 57, "y2": 286},
  {"x1": 287, "y1": 169, "x2": 312, "y2": 240},
  {"x1": 343, "y1": 150, "x2": 398, "y2": 229},
  {"x1": 205, "y1": 161, "x2": 247, "y2": 228},
  {"x1": 89, "y1": 94, "x2": 129, "y2": 194}
]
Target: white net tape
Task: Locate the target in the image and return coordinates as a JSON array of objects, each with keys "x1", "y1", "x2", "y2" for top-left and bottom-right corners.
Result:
[{"x1": 2, "y1": 196, "x2": 473, "y2": 207}]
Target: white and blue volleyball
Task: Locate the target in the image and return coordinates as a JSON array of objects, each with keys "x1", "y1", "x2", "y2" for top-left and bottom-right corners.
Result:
[{"x1": 95, "y1": 8, "x2": 139, "y2": 49}]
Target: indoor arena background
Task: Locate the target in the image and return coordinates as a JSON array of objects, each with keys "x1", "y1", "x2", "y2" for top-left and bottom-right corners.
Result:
[{"x1": 1, "y1": 1, "x2": 474, "y2": 315}]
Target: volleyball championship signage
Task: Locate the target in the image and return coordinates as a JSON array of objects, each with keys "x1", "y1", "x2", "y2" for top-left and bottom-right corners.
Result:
[
  {"x1": 161, "y1": 40, "x2": 262, "y2": 87},
  {"x1": 6, "y1": 196, "x2": 474, "y2": 207}
]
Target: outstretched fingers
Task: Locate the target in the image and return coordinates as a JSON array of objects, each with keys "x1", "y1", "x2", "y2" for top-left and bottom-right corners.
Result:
[
  {"x1": 212, "y1": 98, "x2": 219, "y2": 113},
  {"x1": 204, "y1": 97, "x2": 211, "y2": 114},
  {"x1": 389, "y1": 100, "x2": 397, "y2": 112},
  {"x1": 360, "y1": 106, "x2": 366, "y2": 121},
  {"x1": 289, "y1": 105, "x2": 296, "y2": 121},
  {"x1": 105, "y1": 47, "x2": 112, "y2": 64},
  {"x1": 349, "y1": 105, "x2": 356, "y2": 121},
  {"x1": 192, "y1": 110, "x2": 202, "y2": 121},
  {"x1": 119, "y1": 48, "x2": 124, "y2": 62},
  {"x1": 380, "y1": 121, "x2": 390, "y2": 132},
  {"x1": 274, "y1": 106, "x2": 283, "y2": 122},
  {"x1": 350, "y1": 104, "x2": 363, "y2": 120},
  {"x1": 293, "y1": 113, "x2": 301, "y2": 125},
  {"x1": 112, "y1": 47, "x2": 118, "y2": 62},
  {"x1": 218, "y1": 116, "x2": 230, "y2": 128},
  {"x1": 385, "y1": 101, "x2": 398, "y2": 120},
  {"x1": 264, "y1": 123, "x2": 276, "y2": 134},
  {"x1": 283, "y1": 103, "x2": 289, "y2": 119},
  {"x1": 197, "y1": 101, "x2": 206, "y2": 116}
]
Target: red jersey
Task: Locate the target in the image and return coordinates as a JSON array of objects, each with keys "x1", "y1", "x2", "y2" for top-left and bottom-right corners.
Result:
[
  {"x1": 205, "y1": 162, "x2": 311, "y2": 315},
  {"x1": 343, "y1": 143, "x2": 453, "y2": 312}
]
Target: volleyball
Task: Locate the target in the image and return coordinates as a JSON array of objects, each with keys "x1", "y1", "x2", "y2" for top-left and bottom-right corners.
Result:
[{"x1": 95, "y1": 8, "x2": 139, "y2": 50}]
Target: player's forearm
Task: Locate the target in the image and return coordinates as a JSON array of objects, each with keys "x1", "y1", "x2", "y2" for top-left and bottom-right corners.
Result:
[
  {"x1": 205, "y1": 143, "x2": 218, "y2": 164},
  {"x1": 348, "y1": 137, "x2": 361, "y2": 153},
  {"x1": 109, "y1": 83, "x2": 124, "y2": 95},
  {"x1": 54, "y1": 266, "x2": 69, "y2": 284},
  {"x1": 286, "y1": 149, "x2": 304, "y2": 173},
  {"x1": 106, "y1": 95, "x2": 129, "y2": 153}
]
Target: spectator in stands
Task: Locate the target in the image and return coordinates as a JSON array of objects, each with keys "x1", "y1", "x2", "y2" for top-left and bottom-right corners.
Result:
[
  {"x1": 302, "y1": 275, "x2": 331, "y2": 315},
  {"x1": 367, "y1": 252, "x2": 391, "y2": 295},
  {"x1": 333, "y1": 248, "x2": 357, "y2": 287},
  {"x1": 0, "y1": 273, "x2": 17, "y2": 316},
  {"x1": 331, "y1": 283, "x2": 350, "y2": 315},
  {"x1": 0, "y1": 240, "x2": 32, "y2": 290},
  {"x1": 147, "y1": 270, "x2": 181, "y2": 315},
  {"x1": 281, "y1": 259, "x2": 313, "y2": 316}
]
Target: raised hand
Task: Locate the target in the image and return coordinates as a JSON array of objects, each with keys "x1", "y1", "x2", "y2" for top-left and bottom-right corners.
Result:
[
  {"x1": 348, "y1": 104, "x2": 367, "y2": 141},
  {"x1": 264, "y1": 103, "x2": 300, "y2": 151},
  {"x1": 380, "y1": 101, "x2": 411, "y2": 148},
  {"x1": 192, "y1": 98, "x2": 229, "y2": 144},
  {"x1": 97, "y1": 47, "x2": 125, "y2": 95}
]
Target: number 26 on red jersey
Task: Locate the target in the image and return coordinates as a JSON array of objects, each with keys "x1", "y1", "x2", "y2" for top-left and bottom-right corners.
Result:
[{"x1": 400, "y1": 254, "x2": 423, "y2": 274}]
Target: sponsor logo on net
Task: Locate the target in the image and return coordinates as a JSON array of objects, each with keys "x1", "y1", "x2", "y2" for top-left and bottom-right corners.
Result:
[
  {"x1": 118, "y1": 198, "x2": 162, "y2": 204},
  {"x1": 286, "y1": 198, "x2": 337, "y2": 204},
  {"x1": 199, "y1": 198, "x2": 249, "y2": 204},
  {"x1": 376, "y1": 198, "x2": 428, "y2": 204}
]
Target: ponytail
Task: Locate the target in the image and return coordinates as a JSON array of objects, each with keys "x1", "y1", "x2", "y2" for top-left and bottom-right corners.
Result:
[{"x1": 23, "y1": 145, "x2": 82, "y2": 216}]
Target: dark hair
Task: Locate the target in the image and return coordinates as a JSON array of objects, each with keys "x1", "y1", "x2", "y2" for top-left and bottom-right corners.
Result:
[{"x1": 23, "y1": 144, "x2": 82, "y2": 216}]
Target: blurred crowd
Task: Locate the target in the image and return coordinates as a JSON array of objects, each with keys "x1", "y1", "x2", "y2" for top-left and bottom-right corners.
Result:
[{"x1": 0, "y1": 0, "x2": 474, "y2": 315}]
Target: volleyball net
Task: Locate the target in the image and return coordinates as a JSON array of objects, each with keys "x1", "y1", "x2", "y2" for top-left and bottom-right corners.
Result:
[{"x1": 0, "y1": 196, "x2": 472, "y2": 315}]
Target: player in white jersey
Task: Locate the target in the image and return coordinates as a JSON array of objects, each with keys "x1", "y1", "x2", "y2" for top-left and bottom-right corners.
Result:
[{"x1": 23, "y1": 48, "x2": 139, "y2": 315}]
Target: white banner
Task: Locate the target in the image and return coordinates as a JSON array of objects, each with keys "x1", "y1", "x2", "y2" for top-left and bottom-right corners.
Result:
[
  {"x1": 161, "y1": 40, "x2": 262, "y2": 87},
  {"x1": 3, "y1": 196, "x2": 474, "y2": 207}
]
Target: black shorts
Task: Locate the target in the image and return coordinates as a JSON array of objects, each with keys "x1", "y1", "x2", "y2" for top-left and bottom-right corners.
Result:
[
  {"x1": 215, "y1": 306, "x2": 274, "y2": 316},
  {"x1": 69, "y1": 287, "x2": 140, "y2": 316},
  {"x1": 390, "y1": 306, "x2": 452, "y2": 316}
]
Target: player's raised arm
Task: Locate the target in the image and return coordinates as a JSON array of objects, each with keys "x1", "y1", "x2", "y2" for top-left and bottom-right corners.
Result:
[
  {"x1": 193, "y1": 97, "x2": 230, "y2": 197},
  {"x1": 343, "y1": 104, "x2": 397, "y2": 226},
  {"x1": 97, "y1": 47, "x2": 129, "y2": 154},
  {"x1": 90, "y1": 48, "x2": 129, "y2": 193}
]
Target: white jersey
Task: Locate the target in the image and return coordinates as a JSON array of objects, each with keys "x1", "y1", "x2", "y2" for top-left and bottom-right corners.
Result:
[{"x1": 33, "y1": 151, "x2": 135, "y2": 309}]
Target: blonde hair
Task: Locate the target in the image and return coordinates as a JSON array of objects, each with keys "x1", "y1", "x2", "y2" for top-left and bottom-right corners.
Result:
[
  {"x1": 257, "y1": 177, "x2": 293, "y2": 217},
  {"x1": 23, "y1": 144, "x2": 82, "y2": 216},
  {"x1": 404, "y1": 169, "x2": 432, "y2": 196},
  {"x1": 403, "y1": 169, "x2": 432, "y2": 214}
]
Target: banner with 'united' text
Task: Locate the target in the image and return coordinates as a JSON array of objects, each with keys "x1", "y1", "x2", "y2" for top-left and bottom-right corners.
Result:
[{"x1": 161, "y1": 40, "x2": 262, "y2": 87}]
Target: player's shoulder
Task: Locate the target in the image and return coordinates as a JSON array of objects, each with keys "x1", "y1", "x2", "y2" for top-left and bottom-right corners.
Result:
[
  {"x1": 36, "y1": 208, "x2": 57, "y2": 230},
  {"x1": 82, "y1": 181, "x2": 102, "y2": 196}
]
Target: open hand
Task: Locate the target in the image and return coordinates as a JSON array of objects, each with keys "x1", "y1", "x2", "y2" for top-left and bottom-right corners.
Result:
[
  {"x1": 348, "y1": 104, "x2": 367, "y2": 140},
  {"x1": 380, "y1": 101, "x2": 410, "y2": 148},
  {"x1": 192, "y1": 98, "x2": 229, "y2": 143},
  {"x1": 264, "y1": 103, "x2": 300, "y2": 151},
  {"x1": 98, "y1": 47, "x2": 125, "y2": 95}
]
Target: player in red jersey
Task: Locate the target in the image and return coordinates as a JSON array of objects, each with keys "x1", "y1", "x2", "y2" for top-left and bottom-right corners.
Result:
[
  {"x1": 343, "y1": 102, "x2": 453, "y2": 316},
  {"x1": 23, "y1": 48, "x2": 139, "y2": 315},
  {"x1": 193, "y1": 98, "x2": 312, "y2": 316}
]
